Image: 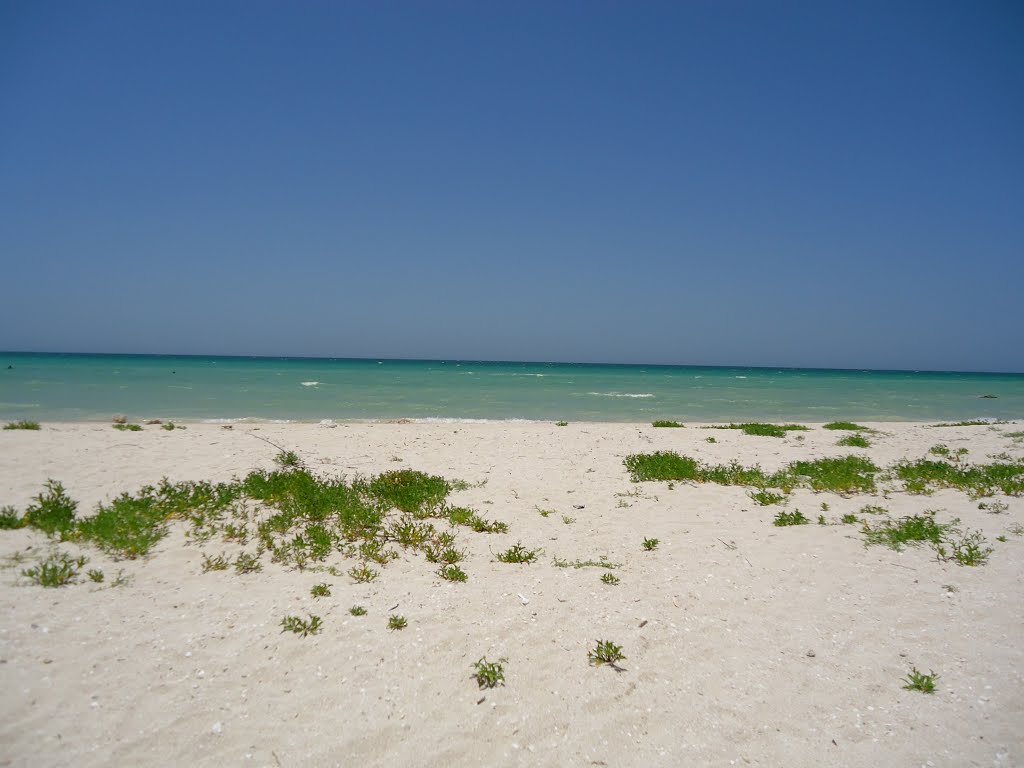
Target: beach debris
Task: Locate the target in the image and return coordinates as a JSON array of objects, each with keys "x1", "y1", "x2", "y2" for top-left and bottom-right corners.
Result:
[
  {"x1": 211, "y1": 721, "x2": 223, "y2": 734},
  {"x1": 517, "y1": 593, "x2": 529, "y2": 605},
  {"x1": 978, "y1": 394, "x2": 997, "y2": 399},
  {"x1": 143, "y1": 419, "x2": 162, "y2": 425},
  {"x1": 111, "y1": 414, "x2": 127, "y2": 424},
  {"x1": 572, "y1": 504, "x2": 585, "y2": 510},
  {"x1": 806, "y1": 650, "x2": 816, "y2": 658}
]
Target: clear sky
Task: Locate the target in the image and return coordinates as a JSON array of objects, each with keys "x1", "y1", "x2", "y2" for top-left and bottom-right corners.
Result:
[{"x1": 1, "y1": 1, "x2": 1022, "y2": 371}]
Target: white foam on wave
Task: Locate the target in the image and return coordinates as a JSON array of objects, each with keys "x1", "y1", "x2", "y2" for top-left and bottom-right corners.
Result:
[
  {"x1": 588, "y1": 392, "x2": 655, "y2": 398},
  {"x1": 735, "y1": 376, "x2": 748, "y2": 379},
  {"x1": 412, "y1": 417, "x2": 545, "y2": 424},
  {"x1": 301, "y1": 381, "x2": 321, "y2": 387}
]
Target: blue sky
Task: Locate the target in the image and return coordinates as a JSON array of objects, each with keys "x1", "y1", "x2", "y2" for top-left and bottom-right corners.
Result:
[{"x1": 1, "y1": 1, "x2": 1022, "y2": 371}]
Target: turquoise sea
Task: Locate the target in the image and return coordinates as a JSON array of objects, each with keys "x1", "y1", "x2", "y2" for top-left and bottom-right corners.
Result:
[{"x1": 1, "y1": 353, "x2": 1022, "y2": 423}]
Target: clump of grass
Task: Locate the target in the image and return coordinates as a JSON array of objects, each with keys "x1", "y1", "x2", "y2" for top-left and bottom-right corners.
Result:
[
  {"x1": 625, "y1": 452, "x2": 878, "y2": 494},
  {"x1": 996, "y1": 535, "x2": 1008, "y2": 542},
  {"x1": 310, "y1": 583, "x2": 331, "y2": 598},
  {"x1": 537, "y1": 508, "x2": 554, "y2": 518},
  {"x1": 76, "y1": 492, "x2": 169, "y2": 559},
  {"x1": 201, "y1": 553, "x2": 229, "y2": 572},
  {"x1": 841, "y1": 513, "x2": 859, "y2": 524},
  {"x1": 930, "y1": 420, "x2": 1000, "y2": 427},
  {"x1": 23, "y1": 480, "x2": 78, "y2": 538},
  {"x1": 562, "y1": 515, "x2": 576, "y2": 525},
  {"x1": 588, "y1": 639, "x2": 626, "y2": 667},
  {"x1": 22, "y1": 551, "x2": 86, "y2": 587},
  {"x1": 554, "y1": 421, "x2": 569, "y2": 427},
  {"x1": 3, "y1": 420, "x2": 40, "y2": 430},
  {"x1": 438, "y1": 564, "x2": 468, "y2": 582},
  {"x1": 349, "y1": 605, "x2": 367, "y2": 616},
  {"x1": 367, "y1": 469, "x2": 450, "y2": 514},
  {"x1": 160, "y1": 422, "x2": 179, "y2": 431},
  {"x1": 87, "y1": 568, "x2": 104, "y2": 583},
  {"x1": 862, "y1": 512, "x2": 952, "y2": 551},
  {"x1": 860, "y1": 504, "x2": 887, "y2": 515},
  {"x1": 823, "y1": 422, "x2": 868, "y2": 431},
  {"x1": 274, "y1": 450, "x2": 301, "y2": 468},
  {"x1": 935, "y1": 530, "x2": 992, "y2": 567},
  {"x1": 787, "y1": 456, "x2": 878, "y2": 494},
  {"x1": 280, "y1": 614, "x2": 322, "y2": 637},
  {"x1": 902, "y1": 667, "x2": 938, "y2": 693},
  {"x1": 496, "y1": 543, "x2": 539, "y2": 564},
  {"x1": 349, "y1": 564, "x2": 379, "y2": 583},
  {"x1": 820, "y1": 502, "x2": 830, "y2": 511},
  {"x1": 0, "y1": 506, "x2": 25, "y2": 529},
  {"x1": 749, "y1": 489, "x2": 786, "y2": 506},
  {"x1": 642, "y1": 537, "x2": 659, "y2": 551},
  {"x1": 817, "y1": 514, "x2": 827, "y2": 525},
  {"x1": 112, "y1": 423, "x2": 143, "y2": 431},
  {"x1": 600, "y1": 572, "x2": 620, "y2": 585},
  {"x1": 624, "y1": 451, "x2": 699, "y2": 482},
  {"x1": 234, "y1": 552, "x2": 262, "y2": 573},
  {"x1": 471, "y1": 657, "x2": 507, "y2": 688},
  {"x1": 652, "y1": 420, "x2": 684, "y2": 428},
  {"x1": 387, "y1": 614, "x2": 407, "y2": 631},
  {"x1": 705, "y1": 437, "x2": 717, "y2": 443},
  {"x1": 890, "y1": 456, "x2": 1024, "y2": 498},
  {"x1": 773, "y1": 510, "x2": 809, "y2": 526},
  {"x1": 929, "y1": 444, "x2": 951, "y2": 457},
  {"x1": 709, "y1": 423, "x2": 810, "y2": 438},
  {"x1": 838, "y1": 434, "x2": 871, "y2": 448}
]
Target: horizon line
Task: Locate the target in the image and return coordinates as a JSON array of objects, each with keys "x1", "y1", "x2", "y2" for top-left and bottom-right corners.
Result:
[{"x1": 3, "y1": 349, "x2": 1023, "y2": 377}]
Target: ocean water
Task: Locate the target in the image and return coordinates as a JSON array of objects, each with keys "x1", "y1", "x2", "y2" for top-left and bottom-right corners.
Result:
[{"x1": 1, "y1": 352, "x2": 1022, "y2": 423}]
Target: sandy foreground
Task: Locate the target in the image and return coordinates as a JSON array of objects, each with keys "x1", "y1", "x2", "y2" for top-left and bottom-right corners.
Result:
[{"x1": 0, "y1": 421, "x2": 1022, "y2": 768}]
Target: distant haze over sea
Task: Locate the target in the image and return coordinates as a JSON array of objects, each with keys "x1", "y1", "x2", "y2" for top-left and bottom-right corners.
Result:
[{"x1": 1, "y1": 352, "x2": 1022, "y2": 423}]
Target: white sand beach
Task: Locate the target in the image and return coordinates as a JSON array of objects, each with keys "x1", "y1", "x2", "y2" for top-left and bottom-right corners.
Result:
[{"x1": 1, "y1": 421, "x2": 1022, "y2": 767}]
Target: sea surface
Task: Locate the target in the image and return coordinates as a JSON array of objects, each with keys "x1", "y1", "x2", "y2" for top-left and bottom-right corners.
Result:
[{"x1": 1, "y1": 353, "x2": 1022, "y2": 423}]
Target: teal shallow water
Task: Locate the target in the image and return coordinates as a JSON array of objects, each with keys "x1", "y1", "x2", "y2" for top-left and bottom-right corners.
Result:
[{"x1": 1, "y1": 353, "x2": 1022, "y2": 423}]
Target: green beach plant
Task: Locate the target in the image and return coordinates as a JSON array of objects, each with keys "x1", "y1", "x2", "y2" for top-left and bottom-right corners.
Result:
[
  {"x1": 642, "y1": 537, "x2": 659, "y2": 551},
  {"x1": 902, "y1": 667, "x2": 939, "y2": 693},
  {"x1": 496, "y1": 543, "x2": 539, "y2": 564},
  {"x1": 310, "y1": 583, "x2": 331, "y2": 598},
  {"x1": 471, "y1": 657, "x2": 507, "y2": 689},
  {"x1": 349, "y1": 605, "x2": 367, "y2": 616},
  {"x1": 709, "y1": 423, "x2": 810, "y2": 438},
  {"x1": 838, "y1": 434, "x2": 871, "y2": 448},
  {"x1": 3, "y1": 420, "x2": 40, "y2": 430},
  {"x1": 280, "y1": 614, "x2": 322, "y2": 637},
  {"x1": 600, "y1": 572, "x2": 620, "y2": 585},
  {"x1": 749, "y1": 489, "x2": 786, "y2": 506},
  {"x1": 861, "y1": 512, "x2": 952, "y2": 551},
  {"x1": 388, "y1": 614, "x2": 408, "y2": 631},
  {"x1": 22, "y1": 551, "x2": 86, "y2": 587},
  {"x1": 0, "y1": 506, "x2": 24, "y2": 529},
  {"x1": 935, "y1": 529, "x2": 992, "y2": 567},
  {"x1": 112, "y1": 423, "x2": 143, "y2": 432},
  {"x1": 652, "y1": 420, "x2": 684, "y2": 428},
  {"x1": 23, "y1": 480, "x2": 78, "y2": 538},
  {"x1": 773, "y1": 510, "x2": 809, "y2": 527},
  {"x1": 823, "y1": 422, "x2": 868, "y2": 431},
  {"x1": 588, "y1": 639, "x2": 626, "y2": 667},
  {"x1": 438, "y1": 564, "x2": 468, "y2": 582}
]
